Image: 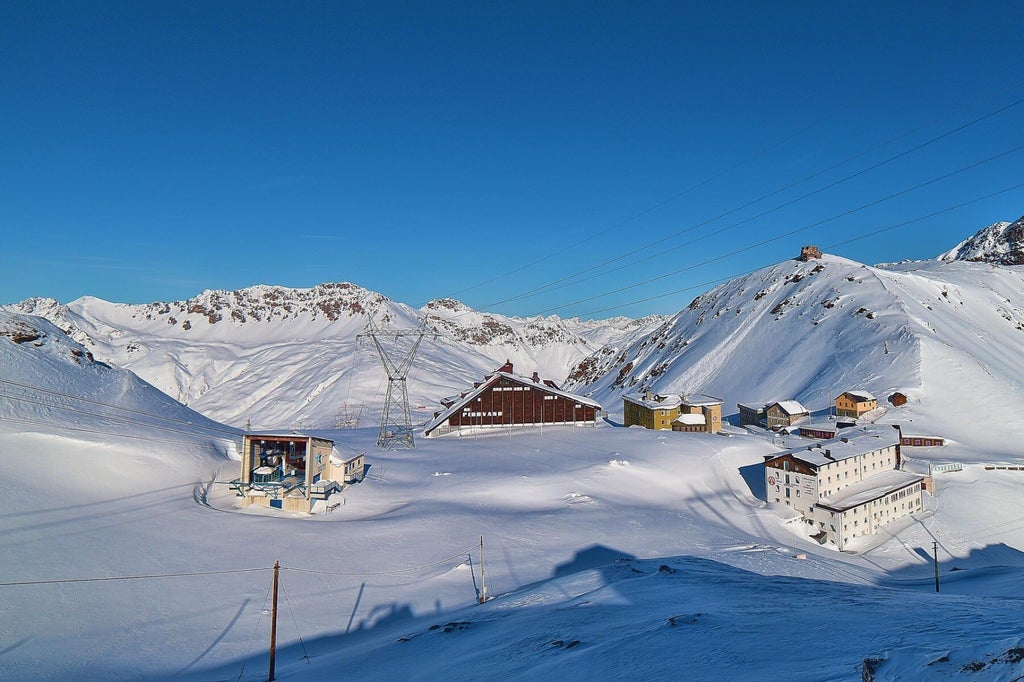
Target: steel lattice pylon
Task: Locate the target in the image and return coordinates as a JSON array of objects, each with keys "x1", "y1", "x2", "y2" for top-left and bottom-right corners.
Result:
[{"x1": 358, "y1": 317, "x2": 436, "y2": 450}]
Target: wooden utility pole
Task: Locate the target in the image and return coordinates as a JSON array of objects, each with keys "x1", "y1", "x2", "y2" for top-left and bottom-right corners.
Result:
[
  {"x1": 270, "y1": 560, "x2": 280, "y2": 681},
  {"x1": 932, "y1": 542, "x2": 940, "y2": 593},
  {"x1": 479, "y1": 536, "x2": 487, "y2": 604}
]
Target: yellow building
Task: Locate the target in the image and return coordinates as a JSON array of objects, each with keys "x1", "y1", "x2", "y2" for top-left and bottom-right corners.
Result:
[
  {"x1": 623, "y1": 391, "x2": 681, "y2": 430},
  {"x1": 623, "y1": 391, "x2": 723, "y2": 433},
  {"x1": 673, "y1": 394, "x2": 724, "y2": 433},
  {"x1": 835, "y1": 390, "x2": 877, "y2": 419}
]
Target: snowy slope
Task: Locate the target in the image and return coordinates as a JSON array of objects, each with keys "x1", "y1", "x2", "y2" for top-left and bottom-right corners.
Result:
[
  {"x1": 568, "y1": 253, "x2": 1024, "y2": 457},
  {"x1": 12, "y1": 284, "x2": 662, "y2": 429},
  {"x1": 938, "y1": 215, "x2": 1024, "y2": 265},
  {"x1": 0, "y1": 309, "x2": 237, "y2": 453},
  {"x1": 2, "y1": 293, "x2": 1024, "y2": 680}
]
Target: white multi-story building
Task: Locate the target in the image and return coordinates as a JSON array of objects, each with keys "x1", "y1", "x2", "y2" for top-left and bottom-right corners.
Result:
[
  {"x1": 806, "y1": 471, "x2": 924, "y2": 550},
  {"x1": 764, "y1": 427, "x2": 924, "y2": 550}
]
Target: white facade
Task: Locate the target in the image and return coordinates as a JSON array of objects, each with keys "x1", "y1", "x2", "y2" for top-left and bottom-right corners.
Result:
[
  {"x1": 764, "y1": 427, "x2": 922, "y2": 548},
  {"x1": 807, "y1": 472, "x2": 924, "y2": 550},
  {"x1": 765, "y1": 428, "x2": 899, "y2": 512}
]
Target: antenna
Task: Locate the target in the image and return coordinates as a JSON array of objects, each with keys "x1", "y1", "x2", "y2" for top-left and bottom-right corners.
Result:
[{"x1": 358, "y1": 316, "x2": 438, "y2": 449}]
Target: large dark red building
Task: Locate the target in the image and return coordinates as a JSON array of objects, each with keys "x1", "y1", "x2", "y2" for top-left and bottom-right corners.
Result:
[{"x1": 423, "y1": 361, "x2": 602, "y2": 437}]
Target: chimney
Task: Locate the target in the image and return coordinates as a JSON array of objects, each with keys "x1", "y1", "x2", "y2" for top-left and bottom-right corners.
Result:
[
  {"x1": 499, "y1": 359, "x2": 514, "y2": 374},
  {"x1": 532, "y1": 371, "x2": 540, "y2": 383}
]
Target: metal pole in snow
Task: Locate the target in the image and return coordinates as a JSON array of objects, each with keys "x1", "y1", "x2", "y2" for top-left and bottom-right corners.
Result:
[
  {"x1": 479, "y1": 536, "x2": 487, "y2": 603},
  {"x1": 269, "y1": 560, "x2": 279, "y2": 681},
  {"x1": 932, "y1": 542, "x2": 940, "y2": 593}
]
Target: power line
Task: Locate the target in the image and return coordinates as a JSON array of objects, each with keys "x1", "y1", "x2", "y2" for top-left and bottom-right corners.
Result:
[
  {"x1": 446, "y1": 117, "x2": 827, "y2": 298},
  {"x1": 0, "y1": 545, "x2": 481, "y2": 587},
  {"x1": 283, "y1": 545, "x2": 478, "y2": 577},
  {"x1": 470, "y1": 91, "x2": 1024, "y2": 315},
  {"x1": 0, "y1": 388, "x2": 240, "y2": 444},
  {"x1": 571, "y1": 178, "x2": 1024, "y2": 318},
  {"x1": 0, "y1": 377, "x2": 241, "y2": 439},
  {"x1": 0, "y1": 566, "x2": 268, "y2": 587},
  {"x1": 530, "y1": 142, "x2": 1024, "y2": 317},
  {"x1": 0, "y1": 415, "x2": 232, "y2": 448}
]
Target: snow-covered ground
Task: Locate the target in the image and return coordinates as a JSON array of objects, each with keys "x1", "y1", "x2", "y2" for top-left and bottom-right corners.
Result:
[
  {"x1": 2, "y1": 417, "x2": 1023, "y2": 681},
  {"x1": 12, "y1": 285, "x2": 662, "y2": 430},
  {"x1": 3, "y1": 239, "x2": 1024, "y2": 679}
]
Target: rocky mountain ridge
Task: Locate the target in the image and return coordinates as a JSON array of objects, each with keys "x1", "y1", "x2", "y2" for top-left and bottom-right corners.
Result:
[
  {"x1": 939, "y1": 215, "x2": 1024, "y2": 265},
  {"x1": 10, "y1": 283, "x2": 664, "y2": 428}
]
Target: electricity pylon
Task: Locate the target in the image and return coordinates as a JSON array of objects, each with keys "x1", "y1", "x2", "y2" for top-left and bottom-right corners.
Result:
[{"x1": 358, "y1": 317, "x2": 437, "y2": 449}]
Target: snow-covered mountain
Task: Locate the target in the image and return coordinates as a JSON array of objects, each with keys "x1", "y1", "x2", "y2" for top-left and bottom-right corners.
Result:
[
  {"x1": 12, "y1": 283, "x2": 663, "y2": 429},
  {"x1": 4, "y1": 236, "x2": 1024, "y2": 679},
  {"x1": 939, "y1": 214, "x2": 1024, "y2": 265},
  {"x1": 3, "y1": 306, "x2": 1023, "y2": 681},
  {"x1": 0, "y1": 309, "x2": 236, "y2": 447},
  {"x1": 568, "y1": 251, "x2": 1024, "y2": 455}
]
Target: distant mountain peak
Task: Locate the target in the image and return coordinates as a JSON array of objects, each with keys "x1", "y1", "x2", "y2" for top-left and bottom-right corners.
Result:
[
  {"x1": 938, "y1": 216, "x2": 1024, "y2": 265},
  {"x1": 423, "y1": 297, "x2": 473, "y2": 314}
]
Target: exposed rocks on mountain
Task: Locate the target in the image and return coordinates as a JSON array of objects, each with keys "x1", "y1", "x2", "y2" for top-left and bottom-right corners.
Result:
[{"x1": 939, "y1": 215, "x2": 1024, "y2": 265}]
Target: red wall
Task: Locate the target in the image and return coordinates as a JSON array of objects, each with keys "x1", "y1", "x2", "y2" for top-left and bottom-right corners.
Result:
[{"x1": 447, "y1": 376, "x2": 596, "y2": 428}]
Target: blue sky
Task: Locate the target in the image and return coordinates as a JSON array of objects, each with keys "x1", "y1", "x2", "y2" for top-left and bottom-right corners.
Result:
[{"x1": 3, "y1": 2, "x2": 1024, "y2": 319}]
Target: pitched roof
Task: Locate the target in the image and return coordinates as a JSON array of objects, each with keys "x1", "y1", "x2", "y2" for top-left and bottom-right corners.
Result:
[
  {"x1": 841, "y1": 390, "x2": 876, "y2": 402},
  {"x1": 770, "y1": 400, "x2": 809, "y2": 415},
  {"x1": 424, "y1": 368, "x2": 601, "y2": 436},
  {"x1": 680, "y1": 393, "x2": 724, "y2": 407},
  {"x1": 622, "y1": 392, "x2": 683, "y2": 410},
  {"x1": 675, "y1": 413, "x2": 706, "y2": 425},
  {"x1": 768, "y1": 426, "x2": 899, "y2": 469}
]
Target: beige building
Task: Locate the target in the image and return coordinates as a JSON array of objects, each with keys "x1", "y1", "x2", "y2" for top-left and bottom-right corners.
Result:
[
  {"x1": 235, "y1": 433, "x2": 365, "y2": 513},
  {"x1": 764, "y1": 426, "x2": 923, "y2": 550},
  {"x1": 765, "y1": 400, "x2": 810, "y2": 429},
  {"x1": 835, "y1": 390, "x2": 877, "y2": 419},
  {"x1": 672, "y1": 394, "x2": 724, "y2": 433},
  {"x1": 807, "y1": 471, "x2": 924, "y2": 551}
]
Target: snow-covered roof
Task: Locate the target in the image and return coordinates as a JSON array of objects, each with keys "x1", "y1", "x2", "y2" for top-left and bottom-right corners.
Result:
[
  {"x1": 246, "y1": 432, "x2": 333, "y2": 443},
  {"x1": 771, "y1": 426, "x2": 899, "y2": 468},
  {"x1": 770, "y1": 400, "x2": 808, "y2": 415},
  {"x1": 622, "y1": 393, "x2": 683, "y2": 410},
  {"x1": 798, "y1": 421, "x2": 839, "y2": 434},
  {"x1": 816, "y1": 470, "x2": 925, "y2": 512},
  {"x1": 675, "y1": 413, "x2": 706, "y2": 425},
  {"x1": 424, "y1": 368, "x2": 601, "y2": 435},
  {"x1": 841, "y1": 390, "x2": 876, "y2": 402},
  {"x1": 329, "y1": 444, "x2": 365, "y2": 466},
  {"x1": 737, "y1": 402, "x2": 769, "y2": 412},
  {"x1": 680, "y1": 394, "x2": 723, "y2": 407}
]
